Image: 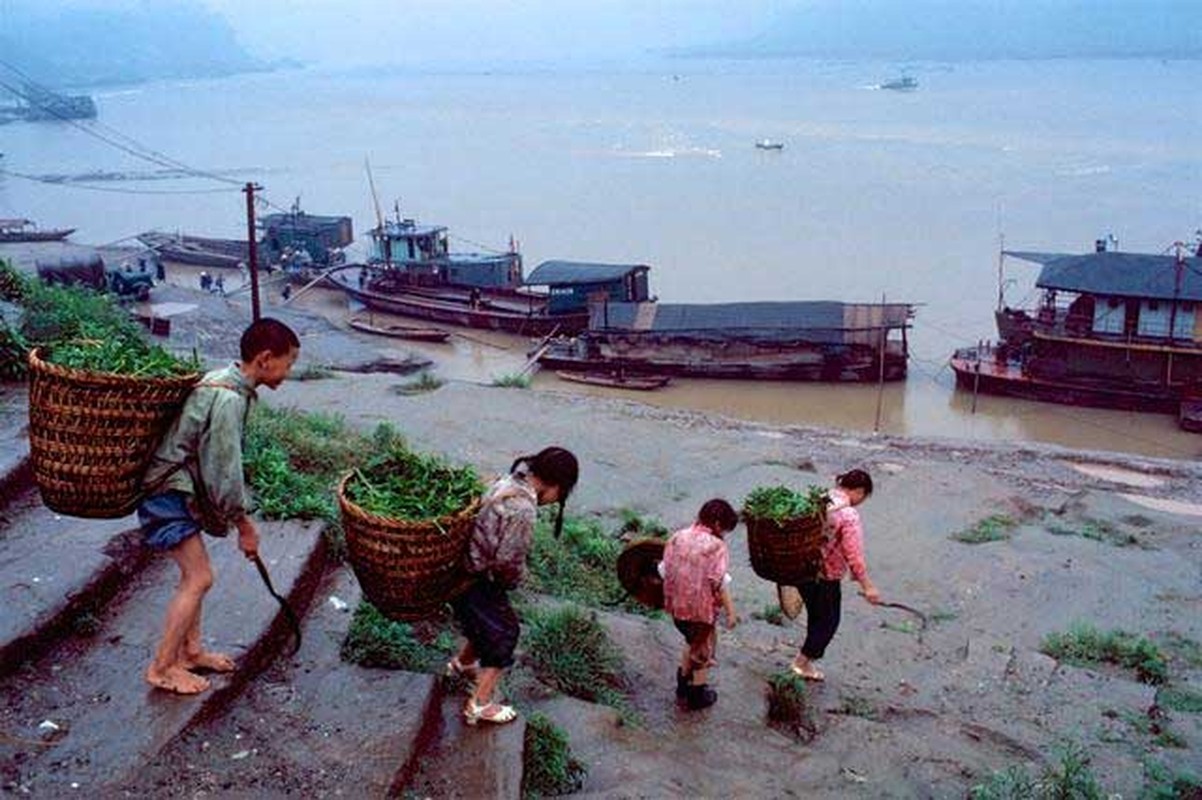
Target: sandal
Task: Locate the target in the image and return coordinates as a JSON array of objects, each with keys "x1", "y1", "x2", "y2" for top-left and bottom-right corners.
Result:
[
  {"x1": 464, "y1": 698, "x2": 518, "y2": 726},
  {"x1": 789, "y1": 661, "x2": 825, "y2": 682}
]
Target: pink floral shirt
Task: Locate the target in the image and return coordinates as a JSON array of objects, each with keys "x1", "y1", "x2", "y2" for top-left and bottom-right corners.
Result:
[
  {"x1": 662, "y1": 523, "x2": 729, "y2": 624},
  {"x1": 820, "y1": 488, "x2": 869, "y2": 583}
]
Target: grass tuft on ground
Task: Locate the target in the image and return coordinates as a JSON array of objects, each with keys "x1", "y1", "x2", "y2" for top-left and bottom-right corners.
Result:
[
  {"x1": 765, "y1": 670, "x2": 816, "y2": 742},
  {"x1": 521, "y1": 712, "x2": 587, "y2": 799},
  {"x1": 969, "y1": 743, "x2": 1103, "y2": 800},
  {"x1": 951, "y1": 514, "x2": 1017, "y2": 544},
  {"x1": 1041, "y1": 622, "x2": 1168, "y2": 685},
  {"x1": 492, "y1": 372, "x2": 531, "y2": 388},
  {"x1": 340, "y1": 601, "x2": 454, "y2": 672},
  {"x1": 521, "y1": 604, "x2": 628, "y2": 712},
  {"x1": 526, "y1": 513, "x2": 656, "y2": 616}
]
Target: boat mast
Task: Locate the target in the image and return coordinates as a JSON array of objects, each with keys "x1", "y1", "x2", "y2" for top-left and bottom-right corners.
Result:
[
  {"x1": 364, "y1": 158, "x2": 389, "y2": 266},
  {"x1": 996, "y1": 233, "x2": 1005, "y2": 312}
]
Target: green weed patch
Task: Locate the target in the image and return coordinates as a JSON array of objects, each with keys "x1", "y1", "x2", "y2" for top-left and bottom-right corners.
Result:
[
  {"x1": 766, "y1": 670, "x2": 816, "y2": 742},
  {"x1": 340, "y1": 601, "x2": 453, "y2": 671},
  {"x1": 1041, "y1": 623, "x2": 1168, "y2": 685},
  {"x1": 521, "y1": 605, "x2": 628, "y2": 712},
  {"x1": 952, "y1": 514, "x2": 1017, "y2": 544},
  {"x1": 522, "y1": 712, "x2": 587, "y2": 799}
]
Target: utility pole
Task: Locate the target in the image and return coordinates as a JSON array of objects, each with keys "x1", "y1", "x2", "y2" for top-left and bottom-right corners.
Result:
[{"x1": 244, "y1": 182, "x2": 262, "y2": 321}]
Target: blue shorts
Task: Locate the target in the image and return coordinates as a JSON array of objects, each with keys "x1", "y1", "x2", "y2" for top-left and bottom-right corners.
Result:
[
  {"x1": 137, "y1": 491, "x2": 201, "y2": 551},
  {"x1": 451, "y1": 578, "x2": 519, "y2": 669}
]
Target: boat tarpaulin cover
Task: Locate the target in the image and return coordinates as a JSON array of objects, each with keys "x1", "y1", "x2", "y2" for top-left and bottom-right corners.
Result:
[
  {"x1": 1006, "y1": 250, "x2": 1202, "y2": 302},
  {"x1": 525, "y1": 260, "x2": 648, "y2": 286},
  {"x1": 591, "y1": 301, "x2": 912, "y2": 344}
]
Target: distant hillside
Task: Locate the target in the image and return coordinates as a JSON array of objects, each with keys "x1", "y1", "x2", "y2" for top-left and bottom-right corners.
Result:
[
  {"x1": 678, "y1": 0, "x2": 1200, "y2": 61},
  {"x1": 0, "y1": 1, "x2": 266, "y2": 89}
]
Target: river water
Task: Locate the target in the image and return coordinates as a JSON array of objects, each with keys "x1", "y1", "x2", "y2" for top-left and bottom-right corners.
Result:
[{"x1": 1, "y1": 58, "x2": 1199, "y2": 459}]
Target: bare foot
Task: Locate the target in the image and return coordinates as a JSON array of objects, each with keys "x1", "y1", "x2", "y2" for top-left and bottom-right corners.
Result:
[
  {"x1": 146, "y1": 665, "x2": 211, "y2": 695},
  {"x1": 181, "y1": 651, "x2": 236, "y2": 673}
]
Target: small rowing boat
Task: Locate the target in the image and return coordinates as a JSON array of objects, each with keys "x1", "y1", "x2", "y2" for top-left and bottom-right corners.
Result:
[
  {"x1": 348, "y1": 317, "x2": 451, "y2": 343},
  {"x1": 555, "y1": 371, "x2": 670, "y2": 390}
]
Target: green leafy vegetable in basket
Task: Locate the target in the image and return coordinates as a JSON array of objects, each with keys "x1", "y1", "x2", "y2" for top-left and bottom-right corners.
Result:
[
  {"x1": 47, "y1": 331, "x2": 199, "y2": 378},
  {"x1": 742, "y1": 485, "x2": 830, "y2": 523},
  {"x1": 346, "y1": 444, "x2": 484, "y2": 522}
]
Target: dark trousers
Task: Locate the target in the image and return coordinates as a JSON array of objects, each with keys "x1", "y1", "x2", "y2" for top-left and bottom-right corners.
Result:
[{"x1": 797, "y1": 579, "x2": 842, "y2": 660}]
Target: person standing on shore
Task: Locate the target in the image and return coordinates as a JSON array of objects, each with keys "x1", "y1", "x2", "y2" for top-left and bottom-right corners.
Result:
[
  {"x1": 137, "y1": 318, "x2": 300, "y2": 694},
  {"x1": 790, "y1": 469, "x2": 881, "y2": 682},
  {"x1": 448, "y1": 446, "x2": 579, "y2": 725},
  {"x1": 661, "y1": 499, "x2": 740, "y2": 710}
]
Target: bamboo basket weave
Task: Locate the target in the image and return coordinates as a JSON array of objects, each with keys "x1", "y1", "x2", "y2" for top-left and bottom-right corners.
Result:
[
  {"x1": 27, "y1": 347, "x2": 199, "y2": 518},
  {"x1": 616, "y1": 538, "x2": 666, "y2": 610},
  {"x1": 338, "y1": 472, "x2": 481, "y2": 621},
  {"x1": 745, "y1": 510, "x2": 829, "y2": 586}
]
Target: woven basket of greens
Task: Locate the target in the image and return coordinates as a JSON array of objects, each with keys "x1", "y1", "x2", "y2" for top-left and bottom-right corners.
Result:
[
  {"x1": 338, "y1": 449, "x2": 483, "y2": 621},
  {"x1": 27, "y1": 344, "x2": 199, "y2": 518},
  {"x1": 742, "y1": 485, "x2": 831, "y2": 585}
]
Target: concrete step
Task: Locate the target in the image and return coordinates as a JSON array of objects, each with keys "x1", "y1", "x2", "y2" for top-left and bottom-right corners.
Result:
[
  {"x1": 0, "y1": 384, "x2": 30, "y2": 507},
  {"x1": 0, "y1": 518, "x2": 326, "y2": 795},
  {"x1": 399, "y1": 690, "x2": 527, "y2": 799},
  {"x1": 0, "y1": 483, "x2": 143, "y2": 675},
  {"x1": 118, "y1": 564, "x2": 442, "y2": 798}
]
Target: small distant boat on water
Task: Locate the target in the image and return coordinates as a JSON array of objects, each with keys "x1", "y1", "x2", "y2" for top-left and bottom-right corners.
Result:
[
  {"x1": 950, "y1": 235, "x2": 1202, "y2": 430},
  {"x1": 555, "y1": 371, "x2": 670, "y2": 391},
  {"x1": 755, "y1": 140, "x2": 785, "y2": 151},
  {"x1": 880, "y1": 76, "x2": 918, "y2": 91},
  {"x1": 348, "y1": 316, "x2": 451, "y2": 343},
  {"x1": 0, "y1": 218, "x2": 75, "y2": 242}
]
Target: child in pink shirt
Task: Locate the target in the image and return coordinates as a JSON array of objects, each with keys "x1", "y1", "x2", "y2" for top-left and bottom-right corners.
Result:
[
  {"x1": 790, "y1": 469, "x2": 881, "y2": 682},
  {"x1": 661, "y1": 499, "x2": 740, "y2": 710}
]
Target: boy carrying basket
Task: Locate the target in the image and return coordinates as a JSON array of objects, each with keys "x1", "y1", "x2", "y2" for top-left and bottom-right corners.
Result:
[{"x1": 137, "y1": 318, "x2": 299, "y2": 695}]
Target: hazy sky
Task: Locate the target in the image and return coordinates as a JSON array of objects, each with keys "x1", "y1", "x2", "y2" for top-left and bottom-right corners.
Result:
[{"x1": 198, "y1": 0, "x2": 784, "y2": 68}]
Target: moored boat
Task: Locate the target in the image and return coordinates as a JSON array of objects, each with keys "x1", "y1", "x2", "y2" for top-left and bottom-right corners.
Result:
[
  {"x1": 555, "y1": 371, "x2": 670, "y2": 390},
  {"x1": 540, "y1": 300, "x2": 914, "y2": 381},
  {"x1": 0, "y1": 218, "x2": 75, "y2": 242},
  {"x1": 138, "y1": 230, "x2": 253, "y2": 269},
  {"x1": 950, "y1": 236, "x2": 1202, "y2": 428},
  {"x1": 881, "y1": 76, "x2": 918, "y2": 91},
  {"x1": 348, "y1": 317, "x2": 451, "y2": 343},
  {"x1": 332, "y1": 210, "x2": 654, "y2": 335}
]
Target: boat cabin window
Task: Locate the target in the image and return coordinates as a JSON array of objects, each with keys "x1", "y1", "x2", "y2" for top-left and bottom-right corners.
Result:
[{"x1": 1092, "y1": 297, "x2": 1125, "y2": 335}]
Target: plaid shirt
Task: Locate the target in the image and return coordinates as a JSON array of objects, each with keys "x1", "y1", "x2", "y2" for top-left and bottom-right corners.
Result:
[
  {"x1": 820, "y1": 488, "x2": 868, "y2": 583},
  {"x1": 662, "y1": 523, "x2": 729, "y2": 624},
  {"x1": 463, "y1": 472, "x2": 538, "y2": 588}
]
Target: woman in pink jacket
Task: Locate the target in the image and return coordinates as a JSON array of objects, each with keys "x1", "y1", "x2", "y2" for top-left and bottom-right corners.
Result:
[{"x1": 791, "y1": 469, "x2": 881, "y2": 682}]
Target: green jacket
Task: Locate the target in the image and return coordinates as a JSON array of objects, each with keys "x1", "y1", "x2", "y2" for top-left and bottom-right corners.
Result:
[{"x1": 142, "y1": 363, "x2": 256, "y2": 525}]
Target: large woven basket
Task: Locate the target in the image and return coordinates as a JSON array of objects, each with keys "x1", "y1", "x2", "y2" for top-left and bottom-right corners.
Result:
[
  {"x1": 745, "y1": 510, "x2": 828, "y2": 586},
  {"x1": 27, "y1": 347, "x2": 199, "y2": 518},
  {"x1": 338, "y1": 472, "x2": 481, "y2": 621},
  {"x1": 616, "y1": 538, "x2": 666, "y2": 609}
]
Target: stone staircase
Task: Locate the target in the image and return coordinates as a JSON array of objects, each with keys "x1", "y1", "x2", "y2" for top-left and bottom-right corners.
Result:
[{"x1": 0, "y1": 387, "x2": 529, "y2": 798}]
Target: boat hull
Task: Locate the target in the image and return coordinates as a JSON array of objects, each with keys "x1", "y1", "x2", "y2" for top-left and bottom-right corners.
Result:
[
  {"x1": 555, "y1": 371, "x2": 670, "y2": 390},
  {"x1": 0, "y1": 229, "x2": 75, "y2": 242},
  {"x1": 348, "y1": 318, "x2": 450, "y2": 343},
  {"x1": 949, "y1": 350, "x2": 1180, "y2": 413},
  {"x1": 332, "y1": 274, "x2": 586, "y2": 336},
  {"x1": 542, "y1": 348, "x2": 906, "y2": 382}
]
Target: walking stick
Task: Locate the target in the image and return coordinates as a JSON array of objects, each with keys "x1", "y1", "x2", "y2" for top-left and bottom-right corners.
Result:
[{"x1": 250, "y1": 554, "x2": 303, "y2": 656}]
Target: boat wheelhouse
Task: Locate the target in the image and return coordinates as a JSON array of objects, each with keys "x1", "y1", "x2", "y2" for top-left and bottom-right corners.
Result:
[
  {"x1": 539, "y1": 300, "x2": 914, "y2": 381},
  {"x1": 366, "y1": 217, "x2": 522, "y2": 290},
  {"x1": 950, "y1": 238, "x2": 1202, "y2": 425}
]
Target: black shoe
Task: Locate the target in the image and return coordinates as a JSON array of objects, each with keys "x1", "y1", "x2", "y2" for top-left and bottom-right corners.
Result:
[
  {"x1": 676, "y1": 670, "x2": 689, "y2": 700},
  {"x1": 686, "y1": 684, "x2": 717, "y2": 710}
]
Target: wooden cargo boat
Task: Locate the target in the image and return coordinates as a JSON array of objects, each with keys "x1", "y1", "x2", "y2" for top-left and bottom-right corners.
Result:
[
  {"x1": 331, "y1": 210, "x2": 654, "y2": 336},
  {"x1": 138, "y1": 231, "x2": 253, "y2": 269},
  {"x1": 539, "y1": 300, "x2": 914, "y2": 381},
  {"x1": 0, "y1": 218, "x2": 75, "y2": 242},
  {"x1": 950, "y1": 237, "x2": 1202, "y2": 430}
]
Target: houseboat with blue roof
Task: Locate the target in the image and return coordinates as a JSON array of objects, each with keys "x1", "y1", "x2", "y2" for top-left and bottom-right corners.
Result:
[
  {"x1": 538, "y1": 299, "x2": 914, "y2": 381},
  {"x1": 950, "y1": 237, "x2": 1202, "y2": 427}
]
